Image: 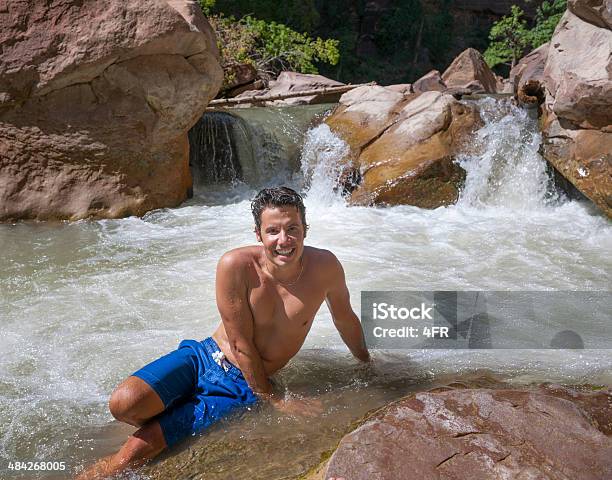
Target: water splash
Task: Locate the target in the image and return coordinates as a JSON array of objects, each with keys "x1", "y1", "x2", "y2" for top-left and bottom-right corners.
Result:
[
  {"x1": 456, "y1": 98, "x2": 561, "y2": 210},
  {"x1": 300, "y1": 123, "x2": 350, "y2": 206}
]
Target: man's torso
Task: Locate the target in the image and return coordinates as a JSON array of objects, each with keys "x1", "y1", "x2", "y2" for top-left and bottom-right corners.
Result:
[{"x1": 212, "y1": 245, "x2": 333, "y2": 375}]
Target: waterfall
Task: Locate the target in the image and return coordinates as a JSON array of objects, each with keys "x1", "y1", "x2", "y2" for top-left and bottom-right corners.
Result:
[
  {"x1": 298, "y1": 97, "x2": 564, "y2": 212},
  {"x1": 189, "y1": 98, "x2": 566, "y2": 214},
  {"x1": 456, "y1": 98, "x2": 561, "y2": 210},
  {"x1": 188, "y1": 105, "x2": 334, "y2": 193},
  {"x1": 188, "y1": 112, "x2": 245, "y2": 187}
]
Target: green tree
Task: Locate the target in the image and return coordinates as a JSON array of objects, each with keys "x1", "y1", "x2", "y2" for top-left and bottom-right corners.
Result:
[
  {"x1": 198, "y1": 0, "x2": 216, "y2": 15},
  {"x1": 484, "y1": 1, "x2": 567, "y2": 70},
  {"x1": 484, "y1": 5, "x2": 531, "y2": 69},
  {"x1": 244, "y1": 16, "x2": 339, "y2": 76},
  {"x1": 529, "y1": 0, "x2": 567, "y2": 48}
]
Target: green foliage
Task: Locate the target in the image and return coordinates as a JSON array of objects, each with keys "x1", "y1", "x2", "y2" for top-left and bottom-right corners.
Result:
[
  {"x1": 205, "y1": 8, "x2": 339, "y2": 89},
  {"x1": 484, "y1": 1, "x2": 567, "y2": 69},
  {"x1": 529, "y1": 0, "x2": 567, "y2": 48},
  {"x1": 203, "y1": 0, "x2": 565, "y2": 85},
  {"x1": 208, "y1": 15, "x2": 257, "y2": 69},
  {"x1": 484, "y1": 5, "x2": 531, "y2": 69},
  {"x1": 211, "y1": 0, "x2": 321, "y2": 33},
  {"x1": 198, "y1": 0, "x2": 216, "y2": 16},
  {"x1": 243, "y1": 16, "x2": 339, "y2": 75}
]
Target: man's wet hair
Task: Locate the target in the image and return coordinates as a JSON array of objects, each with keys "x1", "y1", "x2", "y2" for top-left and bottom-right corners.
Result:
[{"x1": 251, "y1": 187, "x2": 308, "y2": 235}]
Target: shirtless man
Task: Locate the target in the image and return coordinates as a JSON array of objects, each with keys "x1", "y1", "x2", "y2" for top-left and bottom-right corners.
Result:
[{"x1": 77, "y1": 186, "x2": 370, "y2": 479}]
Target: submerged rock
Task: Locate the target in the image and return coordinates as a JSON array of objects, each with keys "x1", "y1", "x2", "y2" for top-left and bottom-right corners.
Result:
[
  {"x1": 325, "y1": 87, "x2": 481, "y2": 208},
  {"x1": 0, "y1": 0, "x2": 222, "y2": 221},
  {"x1": 316, "y1": 386, "x2": 612, "y2": 480}
]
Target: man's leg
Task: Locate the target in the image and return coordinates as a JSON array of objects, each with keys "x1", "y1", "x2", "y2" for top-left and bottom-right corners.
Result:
[
  {"x1": 75, "y1": 376, "x2": 168, "y2": 479},
  {"x1": 75, "y1": 419, "x2": 166, "y2": 480},
  {"x1": 108, "y1": 376, "x2": 165, "y2": 427},
  {"x1": 78, "y1": 342, "x2": 202, "y2": 478}
]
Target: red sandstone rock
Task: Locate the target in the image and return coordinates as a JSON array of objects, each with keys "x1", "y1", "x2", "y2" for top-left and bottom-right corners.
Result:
[
  {"x1": 538, "y1": 4, "x2": 612, "y2": 218},
  {"x1": 412, "y1": 70, "x2": 446, "y2": 93},
  {"x1": 385, "y1": 83, "x2": 413, "y2": 95},
  {"x1": 236, "y1": 71, "x2": 345, "y2": 106},
  {"x1": 222, "y1": 63, "x2": 258, "y2": 96},
  {"x1": 325, "y1": 87, "x2": 481, "y2": 208},
  {"x1": 442, "y1": 48, "x2": 498, "y2": 93},
  {"x1": 568, "y1": 0, "x2": 612, "y2": 29},
  {"x1": 510, "y1": 42, "x2": 549, "y2": 106},
  {"x1": 544, "y1": 9, "x2": 612, "y2": 130},
  {"x1": 0, "y1": 0, "x2": 222, "y2": 221},
  {"x1": 322, "y1": 388, "x2": 612, "y2": 480}
]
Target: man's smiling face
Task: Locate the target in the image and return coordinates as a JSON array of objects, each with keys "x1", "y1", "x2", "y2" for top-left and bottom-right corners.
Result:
[{"x1": 256, "y1": 206, "x2": 306, "y2": 267}]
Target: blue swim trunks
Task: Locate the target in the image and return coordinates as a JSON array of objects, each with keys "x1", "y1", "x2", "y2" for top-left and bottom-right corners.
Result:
[{"x1": 132, "y1": 337, "x2": 258, "y2": 447}]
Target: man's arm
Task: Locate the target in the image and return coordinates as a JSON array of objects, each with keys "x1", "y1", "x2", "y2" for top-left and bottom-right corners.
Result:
[
  {"x1": 216, "y1": 252, "x2": 323, "y2": 416},
  {"x1": 216, "y1": 252, "x2": 273, "y2": 397},
  {"x1": 325, "y1": 253, "x2": 370, "y2": 362}
]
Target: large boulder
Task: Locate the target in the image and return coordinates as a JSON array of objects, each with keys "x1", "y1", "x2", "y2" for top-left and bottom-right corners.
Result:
[
  {"x1": 319, "y1": 387, "x2": 612, "y2": 480},
  {"x1": 0, "y1": 0, "x2": 223, "y2": 221},
  {"x1": 541, "y1": 106, "x2": 612, "y2": 215},
  {"x1": 325, "y1": 85, "x2": 406, "y2": 160},
  {"x1": 441, "y1": 48, "x2": 498, "y2": 93},
  {"x1": 325, "y1": 88, "x2": 481, "y2": 208},
  {"x1": 568, "y1": 0, "x2": 612, "y2": 29},
  {"x1": 544, "y1": 10, "x2": 612, "y2": 129},
  {"x1": 539, "y1": 5, "x2": 612, "y2": 217}
]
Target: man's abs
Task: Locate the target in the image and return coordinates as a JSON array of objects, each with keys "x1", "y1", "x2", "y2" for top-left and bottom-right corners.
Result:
[{"x1": 211, "y1": 325, "x2": 302, "y2": 376}]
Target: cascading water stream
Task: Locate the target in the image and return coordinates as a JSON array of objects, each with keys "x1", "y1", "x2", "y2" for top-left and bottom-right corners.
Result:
[
  {"x1": 456, "y1": 98, "x2": 561, "y2": 210},
  {"x1": 189, "y1": 112, "x2": 245, "y2": 186},
  {"x1": 299, "y1": 98, "x2": 563, "y2": 212},
  {"x1": 188, "y1": 104, "x2": 334, "y2": 193}
]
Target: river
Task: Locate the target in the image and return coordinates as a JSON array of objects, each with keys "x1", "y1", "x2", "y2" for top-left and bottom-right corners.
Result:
[{"x1": 0, "y1": 98, "x2": 610, "y2": 479}]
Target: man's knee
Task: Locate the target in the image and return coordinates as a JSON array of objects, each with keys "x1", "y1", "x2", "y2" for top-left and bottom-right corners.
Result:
[
  {"x1": 109, "y1": 385, "x2": 137, "y2": 425},
  {"x1": 109, "y1": 376, "x2": 165, "y2": 427}
]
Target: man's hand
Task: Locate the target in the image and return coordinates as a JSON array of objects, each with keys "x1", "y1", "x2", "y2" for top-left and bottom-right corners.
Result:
[{"x1": 270, "y1": 395, "x2": 324, "y2": 417}]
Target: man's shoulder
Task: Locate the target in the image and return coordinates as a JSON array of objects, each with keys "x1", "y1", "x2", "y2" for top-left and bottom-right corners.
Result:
[
  {"x1": 305, "y1": 246, "x2": 341, "y2": 270},
  {"x1": 218, "y1": 246, "x2": 261, "y2": 269}
]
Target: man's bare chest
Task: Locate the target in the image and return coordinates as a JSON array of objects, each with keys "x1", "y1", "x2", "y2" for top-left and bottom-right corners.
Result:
[{"x1": 248, "y1": 281, "x2": 326, "y2": 332}]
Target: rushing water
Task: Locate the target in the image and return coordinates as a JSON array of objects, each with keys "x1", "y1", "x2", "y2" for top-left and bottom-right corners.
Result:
[{"x1": 0, "y1": 98, "x2": 610, "y2": 479}]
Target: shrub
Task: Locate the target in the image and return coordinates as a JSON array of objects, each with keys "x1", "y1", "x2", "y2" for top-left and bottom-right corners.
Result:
[{"x1": 200, "y1": 1, "x2": 339, "y2": 89}]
